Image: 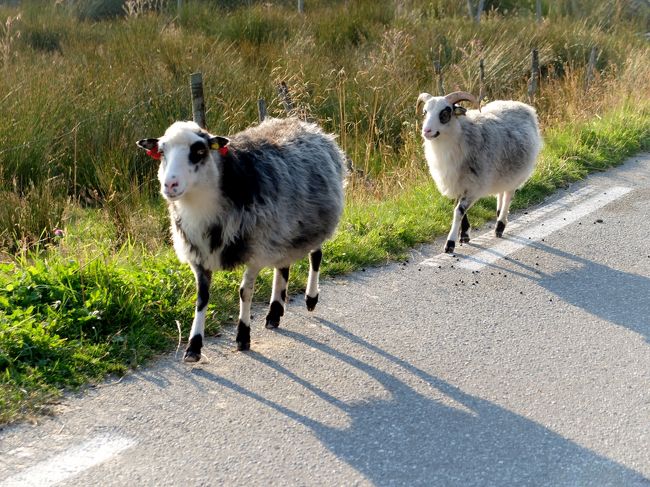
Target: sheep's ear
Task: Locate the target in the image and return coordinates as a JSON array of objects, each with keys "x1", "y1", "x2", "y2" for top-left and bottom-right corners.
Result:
[
  {"x1": 453, "y1": 105, "x2": 467, "y2": 117},
  {"x1": 137, "y1": 138, "x2": 159, "y2": 150},
  {"x1": 209, "y1": 136, "x2": 230, "y2": 149}
]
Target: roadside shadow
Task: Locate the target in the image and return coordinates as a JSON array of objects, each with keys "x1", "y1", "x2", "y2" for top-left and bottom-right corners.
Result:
[
  {"x1": 192, "y1": 318, "x2": 647, "y2": 486},
  {"x1": 533, "y1": 242, "x2": 650, "y2": 341},
  {"x1": 467, "y1": 237, "x2": 650, "y2": 342}
]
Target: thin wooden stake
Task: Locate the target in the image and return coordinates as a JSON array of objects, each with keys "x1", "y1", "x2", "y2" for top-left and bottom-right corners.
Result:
[
  {"x1": 478, "y1": 58, "x2": 485, "y2": 107},
  {"x1": 435, "y1": 45, "x2": 445, "y2": 96},
  {"x1": 528, "y1": 49, "x2": 539, "y2": 102},
  {"x1": 536, "y1": 0, "x2": 542, "y2": 23},
  {"x1": 527, "y1": 49, "x2": 539, "y2": 102},
  {"x1": 278, "y1": 81, "x2": 294, "y2": 115},
  {"x1": 297, "y1": 0, "x2": 304, "y2": 14},
  {"x1": 585, "y1": 47, "x2": 598, "y2": 91},
  {"x1": 190, "y1": 72, "x2": 206, "y2": 129},
  {"x1": 257, "y1": 98, "x2": 267, "y2": 123},
  {"x1": 466, "y1": 0, "x2": 474, "y2": 19},
  {"x1": 434, "y1": 60, "x2": 444, "y2": 96},
  {"x1": 476, "y1": 0, "x2": 485, "y2": 22}
]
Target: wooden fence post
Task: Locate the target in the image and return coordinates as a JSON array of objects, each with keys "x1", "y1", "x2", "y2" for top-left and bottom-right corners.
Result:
[
  {"x1": 434, "y1": 60, "x2": 444, "y2": 96},
  {"x1": 478, "y1": 58, "x2": 485, "y2": 106},
  {"x1": 177, "y1": 0, "x2": 183, "y2": 14},
  {"x1": 585, "y1": 47, "x2": 598, "y2": 91},
  {"x1": 466, "y1": 0, "x2": 474, "y2": 19},
  {"x1": 476, "y1": 0, "x2": 485, "y2": 22},
  {"x1": 278, "y1": 81, "x2": 294, "y2": 115},
  {"x1": 527, "y1": 49, "x2": 539, "y2": 102},
  {"x1": 257, "y1": 98, "x2": 267, "y2": 123},
  {"x1": 297, "y1": 0, "x2": 304, "y2": 14},
  {"x1": 190, "y1": 72, "x2": 206, "y2": 130},
  {"x1": 536, "y1": 0, "x2": 542, "y2": 23}
]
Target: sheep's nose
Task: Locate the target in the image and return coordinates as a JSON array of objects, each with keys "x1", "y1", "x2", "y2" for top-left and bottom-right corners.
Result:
[
  {"x1": 424, "y1": 128, "x2": 432, "y2": 134},
  {"x1": 165, "y1": 180, "x2": 179, "y2": 192}
]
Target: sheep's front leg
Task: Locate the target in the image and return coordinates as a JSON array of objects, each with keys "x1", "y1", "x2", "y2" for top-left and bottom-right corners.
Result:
[
  {"x1": 184, "y1": 263, "x2": 212, "y2": 362},
  {"x1": 305, "y1": 248, "x2": 322, "y2": 311},
  {"x1": 445, "y1": 197, "x2": 474, "y2": 253},
  {"x1": 459, "y1": 214, "x2": 471, "y2": 244},
  {"x1": 496, "y1": 192, "x2": 503, "y2": 219},
  {"x1": 237, "y1": 265, "x2": 260, "y2": 351},
  {"x1": 496, "y1": 190, "x2": 514, "y2": 238},
  {"x1": 265, "y1": 267, "x2": 289, "y2": 329}
]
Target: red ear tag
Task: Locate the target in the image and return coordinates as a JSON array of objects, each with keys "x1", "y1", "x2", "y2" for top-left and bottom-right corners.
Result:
[
  {"x1": 146, "y1": 147, "x2": 162, "y2": 160},
  {"x1": 218, "y1": 146, "x2": 229, "y2": 156}
]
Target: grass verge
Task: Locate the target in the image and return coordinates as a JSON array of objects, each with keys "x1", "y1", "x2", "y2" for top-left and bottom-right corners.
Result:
[{"x1": 1, "y1": 100, "x2": 649, "y2": 424}]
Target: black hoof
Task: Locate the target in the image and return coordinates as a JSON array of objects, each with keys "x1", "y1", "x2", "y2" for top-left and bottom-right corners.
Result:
[
  {"x1": 444, "y1": 240, "x2": 455, "y2": 253},
  {"x1": 236, "y1": 321, "x2": 251, "y2": 351},
  {"x1": 495, "y1": 221, "x2": 506, "y2": 238},
  {"x1": 305, "y1": 294, "x2": 319, "y2": 312},
  {"x1": 265, "y1": 301, "x2": 284, "y2": 329},
  {"x1": 265, "y1": 318, "x2": 280, "y2": 329},
  {"x1": 183, "y1": 350, "x2": 201, "y2": 362},
  {"x1": 459, "y1": 233, "x2": 470, "y2": 244},
  {"x1": 183, "y1": 334, "x2": 203, "y2": 362}
]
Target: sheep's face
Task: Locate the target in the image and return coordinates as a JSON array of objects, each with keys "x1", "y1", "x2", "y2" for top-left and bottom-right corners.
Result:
[
  {"x1": 137, "y1": 121, "x2": 228, "y2": 202},
  {"x1": 417, "y1": 94, "x2": 467, "y2": 141}
]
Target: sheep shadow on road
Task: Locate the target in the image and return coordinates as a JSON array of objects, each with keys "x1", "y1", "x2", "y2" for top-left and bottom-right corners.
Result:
[
  {"x1": 467, "y1": 237, "x2": 650, "y2": 343},
  {"x1": 192, "y1": 317, "x2": 647, "y2": 486}
]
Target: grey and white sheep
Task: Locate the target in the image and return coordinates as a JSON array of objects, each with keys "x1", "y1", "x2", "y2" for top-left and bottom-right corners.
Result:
[
  {"x1": 416, "y1": 91, "x2": 542, "y2": 253},
  {"x1": 137, "y1": 117, "x2": 346, "y2": 361}
]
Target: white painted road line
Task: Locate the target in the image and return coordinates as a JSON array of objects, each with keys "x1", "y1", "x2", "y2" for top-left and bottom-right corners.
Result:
[
  {"x1": 421, "y1": 186, "x2": 632, "y2": 270},
  {"x1": 0, "y1": 435, "x2": 136, "y2": 487}
]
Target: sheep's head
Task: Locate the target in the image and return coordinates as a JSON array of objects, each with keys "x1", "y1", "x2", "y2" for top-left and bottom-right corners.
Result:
[
  {"x1": 137, "y1": 121, "x2": 228, "y2": 202},
  {"x1": 416, "y1": 91, "x2": 479, "y2": 141}
]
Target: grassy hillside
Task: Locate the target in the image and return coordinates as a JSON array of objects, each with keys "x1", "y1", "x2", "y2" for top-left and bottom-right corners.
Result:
[{"x1": 1, "y1": 0, "x2": 649, "y2": 422}]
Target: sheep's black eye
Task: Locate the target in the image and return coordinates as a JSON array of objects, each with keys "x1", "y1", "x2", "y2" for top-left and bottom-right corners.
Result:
[
  {"x1": 189, "y1": 141, "x2": 208, "y2": 164},
  {"x1": 439, "y1": 106, "x2": 452, "y2": 124}
]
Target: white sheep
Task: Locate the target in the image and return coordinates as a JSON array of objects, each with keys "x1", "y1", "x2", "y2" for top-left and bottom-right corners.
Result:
[
  {"x1": 416, "y1": 91, "x2": 542, "y2": 253},
  {"x1": 137, "y1": 118, "x2": 346, "y2": 361}
]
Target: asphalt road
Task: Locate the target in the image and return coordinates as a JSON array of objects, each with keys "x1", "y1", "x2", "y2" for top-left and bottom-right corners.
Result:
[{"x1": 1, "y1": 154, "x2": 649, "y2": 487}]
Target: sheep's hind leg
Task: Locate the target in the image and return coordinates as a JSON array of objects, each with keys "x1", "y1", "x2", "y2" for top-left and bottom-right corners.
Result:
[
  {"x1": 237, "y1": 266, "x2": 260, "y2": 351},
  {"x1": 445, "y1": 197, "x2": 474, "y2": 253},
  {"x1": 184, "y1": 264, "x2": 212, "y2": 362},
  {"x1": 495, "y1": 190, "x2": 514, "y2": 238},
  {"x1": 305, "y1": 249, "x2": 322, "y2": 311},
  {"x1": 459, "y1": 214, "x2": 471, "y2": 244},
  {"x1": 266, "y1": 267, "x2": 289, "y2": 329}
]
